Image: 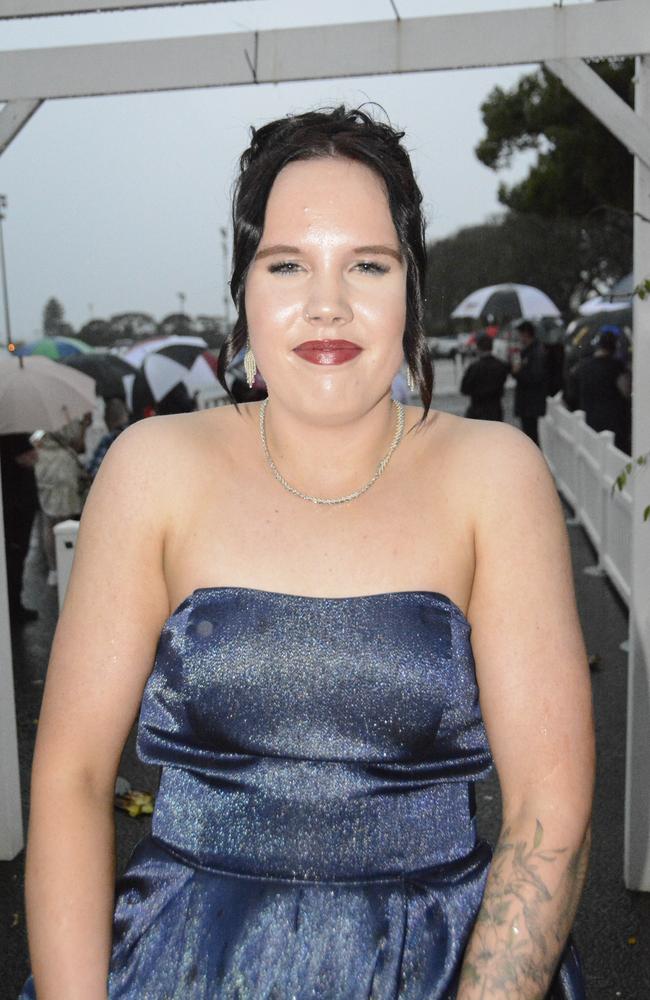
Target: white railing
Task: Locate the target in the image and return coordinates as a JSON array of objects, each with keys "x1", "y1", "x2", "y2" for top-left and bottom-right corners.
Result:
[{"x1": 539, "y1": 393, "x2": 633, "y2": 606}]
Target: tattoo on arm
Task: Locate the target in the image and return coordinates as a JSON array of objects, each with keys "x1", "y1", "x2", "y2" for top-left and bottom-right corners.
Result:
[{"x1": 458, "y1": 819, "x2": 590, "y2": 999}]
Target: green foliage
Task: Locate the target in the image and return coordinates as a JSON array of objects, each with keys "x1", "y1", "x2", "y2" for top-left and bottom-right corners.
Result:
[
  {"x1": 424, "y1": 211, "x2": 631, "y2": 332},
  {"x1": 612, "y1": 454, "x2": 649, "y2": 501},
  {"x1": 634, "y1": 279, "x2": 650, "y2": 300},
  {"x1": 42, "y1": 297, "x2": 65, "y2": 337},
  {"x1": 476, "y1": 60, "x2": 634, "y2": 217},
  {"x1": 77, "y1": 319, "x2": 116, "y2": 348}
]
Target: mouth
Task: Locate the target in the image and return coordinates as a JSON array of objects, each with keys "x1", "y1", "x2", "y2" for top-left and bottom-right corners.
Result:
[{"x1": 293, "y1": 339, "x2": 362, "y2": 366}]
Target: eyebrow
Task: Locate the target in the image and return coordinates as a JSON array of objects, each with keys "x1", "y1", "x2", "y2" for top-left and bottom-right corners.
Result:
[{"x1": 254, "y1": 243, "x2": 404, "y2": 263}]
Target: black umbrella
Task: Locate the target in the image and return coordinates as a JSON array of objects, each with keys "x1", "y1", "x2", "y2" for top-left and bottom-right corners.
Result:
[{"x1": 62, "y1": 353, "x2": 138, "y2": 400}]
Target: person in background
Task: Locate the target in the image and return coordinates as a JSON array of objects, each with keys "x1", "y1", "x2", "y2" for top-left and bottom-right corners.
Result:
[
  {"x1": 511, "y1": 320, "x2": 548, "y2": 444},
  {"x1": 484, "y1": 314, "x2": 499, "y2": 340},
  {"x1": 0, "y1": 433, "x2": 40, "y2": 624},
  {"x1": 87, "y1": 397, "x2": 131, "y2": 479},
  {"x1": 32, "y1": 417, "x2": 92, "y2": 588},
  {"x1": 154, "y1": 383, "x2": 198, "y2": 416},
  {"x1": 569, "y1": 328, "x2": 632, "y2": 454},
  {"x1": 460, "y1": 333, "x2": 509, "y2": 421}
]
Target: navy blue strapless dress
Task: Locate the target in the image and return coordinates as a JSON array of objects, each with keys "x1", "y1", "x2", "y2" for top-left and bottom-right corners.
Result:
[{"x1": 19, "y1": 587, "x2": 584, "y2": 999}]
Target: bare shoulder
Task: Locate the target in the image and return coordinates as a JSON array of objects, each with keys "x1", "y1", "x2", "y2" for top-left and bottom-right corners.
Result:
[
  {"x1": 100, "y1": 404, "x2": 250, "y2": 480},
  {"x1": 427, "y1": 412, "x2": 557, "y2": 514}
]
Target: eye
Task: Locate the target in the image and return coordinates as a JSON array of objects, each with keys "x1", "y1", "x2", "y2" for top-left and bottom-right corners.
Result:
[
  {"x1": 354, "y1": 261, "x2": 390, "y2": 275},
  {"x1": 267, "y1": 261, "x2": 303, "y2": 274}
]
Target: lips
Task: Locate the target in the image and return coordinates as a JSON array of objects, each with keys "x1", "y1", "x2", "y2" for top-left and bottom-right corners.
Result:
[{"x1": 293, "y1": 339, "x2": 362, "y2": 366}]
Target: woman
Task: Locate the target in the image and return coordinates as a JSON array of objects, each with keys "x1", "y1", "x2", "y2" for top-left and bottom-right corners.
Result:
[
  {"x1": 30, "y1": 417, "x2": 92, "y2": 586},
  {"x1": 20, "y1": 107, "x2": 594, "y2": 999}
]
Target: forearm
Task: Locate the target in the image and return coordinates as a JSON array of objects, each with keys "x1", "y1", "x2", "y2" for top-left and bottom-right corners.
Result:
[
  {"x1": 25, "y1": 776, "x2": 116, "y2": 1000},
  {"x1": 457, "y1": 812, "x2": 590, "y2": 999}
]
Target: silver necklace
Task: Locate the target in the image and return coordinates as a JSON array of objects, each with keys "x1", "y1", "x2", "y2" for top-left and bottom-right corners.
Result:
[{"x1": 259, "y1": 397, "x2": 405, "y2": 506}]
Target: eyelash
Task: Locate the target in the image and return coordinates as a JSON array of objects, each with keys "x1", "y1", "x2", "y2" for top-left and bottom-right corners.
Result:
[{"x1": 267, "y1": 261, "x2": 390, "y2": 275}]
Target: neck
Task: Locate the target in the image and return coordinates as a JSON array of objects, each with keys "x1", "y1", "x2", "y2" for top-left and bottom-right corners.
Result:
[{"x1": 256, "y1": 393, "x2": 404, "y2": 500}]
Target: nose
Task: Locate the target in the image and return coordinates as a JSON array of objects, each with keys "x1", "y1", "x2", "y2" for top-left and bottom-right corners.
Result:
[{"x1": 303, "y1": 273, "x2": 353, "y2": 327}]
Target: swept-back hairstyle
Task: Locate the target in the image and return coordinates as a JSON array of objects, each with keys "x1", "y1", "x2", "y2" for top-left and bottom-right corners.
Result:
[{"x1": 217, "y1": 105, "x2": 434, "y2": 421}]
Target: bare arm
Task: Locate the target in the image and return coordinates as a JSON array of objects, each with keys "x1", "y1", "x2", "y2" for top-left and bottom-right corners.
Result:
[
  {"x1": 457, "y1": 424, "x2": 595, "y2": 999},
  {"x1": 24, "y1": 418, "x2": 175, "y2": 1000}
]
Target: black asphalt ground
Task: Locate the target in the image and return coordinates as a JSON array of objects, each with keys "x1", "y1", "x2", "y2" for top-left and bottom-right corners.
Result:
[{"x1": 1, "y1": 376, "x2": 649, "y2": 998}]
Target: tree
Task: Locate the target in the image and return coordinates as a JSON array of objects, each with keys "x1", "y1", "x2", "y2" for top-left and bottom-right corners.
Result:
[
  {"x1": 195, "y1": 315, "x2": 228, "y2": 350},
  {"x1": 77, "y1": 319, "x2": 118, "y2": 348},
  {"x1": 476, "y1": 59, "x2": 634, "y2": 216},
  {"x1": 43, "y1": 297, "x2": 65, "y2": 337},
  {"x1": 157, "y1": 313, "x2": 196, "y2": 339},
  {"x1": 109, "y1": 312, "x2": 157, "y2": 341},
  {"x1": 424, "y1": 210, "x2": 631, "y2": 333}
]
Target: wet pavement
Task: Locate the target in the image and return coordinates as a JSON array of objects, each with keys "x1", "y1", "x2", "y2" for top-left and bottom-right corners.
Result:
[{"x1": 1, "y1": 371, "x2": 649, "y2": 998}]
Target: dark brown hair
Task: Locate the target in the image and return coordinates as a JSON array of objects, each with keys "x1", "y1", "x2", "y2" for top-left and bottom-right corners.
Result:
[{"x1": 217, "y1": 105, "x2": 434, "y2": 421}]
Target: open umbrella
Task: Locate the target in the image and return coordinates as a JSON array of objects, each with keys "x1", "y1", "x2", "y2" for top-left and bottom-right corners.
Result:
[
  {"x1": 121, "y1": 335, "x2": 207, "y2": 369},
  {"x1": 129, "y1": 341, "x2": 219, "y2": 417},
  {"x1": 451, "y1": 284, "x2": 560, "y2": 323},
  {"x1": 62, "y1": 352, "x2": 138, "y2": 400},
  {"x1": 16, "y1": 336, "x2": 94, "y2": 360},
  {"x1": 578, "y1": 274, "x2": 633, "y2": 315},
  {"x1": 0, "y1": 354, "x2": 97, "y2": 434}
]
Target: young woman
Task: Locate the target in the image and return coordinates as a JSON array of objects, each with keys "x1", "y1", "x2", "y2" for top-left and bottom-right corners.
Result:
[{"x1": 20, "y1": 107, "x2": 594, "y2": 999}]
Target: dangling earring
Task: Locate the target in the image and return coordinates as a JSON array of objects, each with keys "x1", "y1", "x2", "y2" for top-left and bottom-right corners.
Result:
[
  {"x1": 406, "y1": 365, "x2": 416, "y2": 392},
  {"x1": 244, "y1": 341, "x2": 257, "y2": 388}
]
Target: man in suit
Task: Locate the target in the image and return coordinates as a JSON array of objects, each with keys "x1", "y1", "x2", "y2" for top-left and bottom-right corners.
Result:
[
  {"x1": 511, "y1": 321, "x2": 548, "y2": 445},
  {"x1": 460, "y1": 333, "x2": 509, "y2": 421},
  {"x1": 569, "y1": 328, "x2": 632, "y2": 454}
]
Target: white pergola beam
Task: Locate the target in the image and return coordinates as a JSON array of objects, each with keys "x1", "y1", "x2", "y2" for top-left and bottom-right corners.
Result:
[
  {"x1": 0, "y1": 1, "x2": 648, "y2": 102},
  {"x1": 545, "y1": 58, "x2": 650, "y2": 170},
  {"x1": 0, "y1": 100, "x2": 43, "y2": 155},
  {"x1": 0, "y1": 0, "x2": 251, "y2": 17}
]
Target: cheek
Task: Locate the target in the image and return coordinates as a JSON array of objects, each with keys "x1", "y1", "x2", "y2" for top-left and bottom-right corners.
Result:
[
  {"x1": 245, "y1": 273, "x2": 301, "y2": 341},
  {"x1": 355, "y1": 277, "x2": 407, "y2": 336}
]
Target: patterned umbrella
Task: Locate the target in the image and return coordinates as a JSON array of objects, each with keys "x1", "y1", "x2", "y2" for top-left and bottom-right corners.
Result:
[
  {"x1": 121, "y1": 335, "x2": 208, "y2": 369},
  {"x1": 16, "y1": 336, "x2": 94, "y2": 360},
  {"x1": 451, "y1": 284, "x2": 560, "y2": 323},
  {"x1": 129, "y1": 341, "x2": 220, "y2": 417}
]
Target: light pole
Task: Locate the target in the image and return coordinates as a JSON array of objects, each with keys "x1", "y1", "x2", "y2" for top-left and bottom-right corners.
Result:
[
  {"x1": 220, "y1": 226, "x2": 229, "y2": 331},
  {"x1": 0, "y1": 196, "x2": 13, "y2": 348},
  {"x1": 177, "y1": 291, "x2": 186, "y2": 315}
]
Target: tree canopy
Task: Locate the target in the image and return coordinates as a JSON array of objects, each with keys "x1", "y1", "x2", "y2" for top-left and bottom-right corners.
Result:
[
  {"x1": 476, "y1": 59, "x2": 634, "y2": 216},
  {"x1": 425, "y1": 210, "x2": 632, "y2": 334},
  {"x1": 423, "y1": 59, "x2": 635, "y2": 332},
  {"x1": 42, "y1": 297, "x2": 65, "y2": 337}
]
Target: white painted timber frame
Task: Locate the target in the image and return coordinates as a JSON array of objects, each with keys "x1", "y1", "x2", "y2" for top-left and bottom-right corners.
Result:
[
  {"x1": 0, "y1": 0, "x2": 248, "y2": 15},
  {"x1": 0, "y1": 0, "x2": 649, "y2": 893},
  {"x1": 0, "y1": 2, "x2": 649, "y2": 100}
]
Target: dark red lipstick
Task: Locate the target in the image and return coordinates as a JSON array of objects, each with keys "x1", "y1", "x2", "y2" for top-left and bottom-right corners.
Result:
[{"x1": 293, "y1": 339, "x2": 362, "y2": 365}]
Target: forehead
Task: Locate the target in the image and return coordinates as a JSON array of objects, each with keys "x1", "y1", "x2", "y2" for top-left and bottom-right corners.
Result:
[{"x1": 262, "y1": 156, "x2": 395, "y2": 240}]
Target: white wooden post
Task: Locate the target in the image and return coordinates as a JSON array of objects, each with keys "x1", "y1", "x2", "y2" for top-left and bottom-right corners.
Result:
[
  {"x1": 0, "y1": 474, "x2": 24, "y2": 860},
  {"x1": 624, "y1": 54, "x2": 650, "y2": 892}
]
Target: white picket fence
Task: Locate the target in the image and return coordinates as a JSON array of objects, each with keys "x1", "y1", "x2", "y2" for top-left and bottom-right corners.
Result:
[{"x1": 539, "y1": 393, "x2": 633, "y2": 606}]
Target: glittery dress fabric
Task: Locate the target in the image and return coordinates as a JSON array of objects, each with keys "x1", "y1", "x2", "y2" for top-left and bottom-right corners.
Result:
[{"x1": 19, "y1": 588, "x2": 585, "y2": 999}]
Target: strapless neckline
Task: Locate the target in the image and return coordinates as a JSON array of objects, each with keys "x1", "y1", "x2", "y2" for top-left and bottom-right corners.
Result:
[{"x1": 167, "y1": 585, "x2": 471, "y2": 629}]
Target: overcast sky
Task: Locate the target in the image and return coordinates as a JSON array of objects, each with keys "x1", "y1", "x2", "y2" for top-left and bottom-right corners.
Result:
[{"x1": 0, "y1": 0, "x2": 592, "y2": 340}]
